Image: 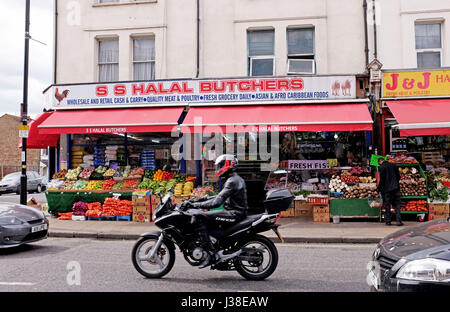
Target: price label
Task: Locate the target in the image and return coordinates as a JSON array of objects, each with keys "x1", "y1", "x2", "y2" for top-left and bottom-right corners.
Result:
[{"x1": 326, "y1": 158, "x2": 338, "y2": 167}]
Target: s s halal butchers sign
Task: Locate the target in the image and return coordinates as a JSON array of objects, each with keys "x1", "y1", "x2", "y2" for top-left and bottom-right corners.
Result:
[{"x1": 44, "y1": 76, "x2": 356, "y2": 108}]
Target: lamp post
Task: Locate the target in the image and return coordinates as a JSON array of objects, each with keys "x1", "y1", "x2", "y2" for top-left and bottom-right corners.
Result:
[{"x1": 20, "y1": 0, "x2": 31, "y2": 205}]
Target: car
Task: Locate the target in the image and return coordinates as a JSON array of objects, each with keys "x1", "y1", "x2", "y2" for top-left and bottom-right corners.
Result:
[
  {"x1": 40, "y1": 176, "x2": 49, "y2": 191},
  {"x1": 0, "y1": 202, "x2": 49, "y2": 248},
  {"x1": 0, "y1": 171, "x2": 44, "y2": 195},
  {"x1": 369, "y1": 217, "x2": 450, "y2": 292}
]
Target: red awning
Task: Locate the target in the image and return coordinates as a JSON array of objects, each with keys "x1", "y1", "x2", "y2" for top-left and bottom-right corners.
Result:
[
  {"x1": 386, "y1": 99, "x2": 450, "y2": 136},
  {"x1": 38, "y1": 107, "x2": 184, "y2": 134},
  {"x1": 19, "y1": 112, "x2": 59, "y2": 149},
  {"x1": 181, "y1": 103, "x2": 373, "y2": 133}
]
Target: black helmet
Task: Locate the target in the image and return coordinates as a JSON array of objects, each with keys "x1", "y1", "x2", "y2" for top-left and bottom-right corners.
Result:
[{"x1": 215, "y1": 154, "x2": 238, "y2": 177}]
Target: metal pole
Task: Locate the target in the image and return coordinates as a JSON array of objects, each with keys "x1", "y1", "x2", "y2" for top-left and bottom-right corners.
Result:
[{"x1": 20, "y1": 0, "x2": 30, "y2": 205}]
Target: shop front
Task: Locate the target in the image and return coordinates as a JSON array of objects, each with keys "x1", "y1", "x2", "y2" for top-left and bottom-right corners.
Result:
[
  {"x1": 32, "y1": 75, "x2": 383, "y2": 223},
  {"x1": 378, "y1": 69, "x2": 450, "y2": 221}
]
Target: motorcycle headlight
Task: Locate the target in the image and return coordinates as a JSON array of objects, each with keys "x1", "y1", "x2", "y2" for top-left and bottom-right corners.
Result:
[
  {"x1": 0, "y1": 217, "x2": 25, "y2": 225},
  {"x1": 396, "y1": 258, "x2": 450, "y2": 282}
]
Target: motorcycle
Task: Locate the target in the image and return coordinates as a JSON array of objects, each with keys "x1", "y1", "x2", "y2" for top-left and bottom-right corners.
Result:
[{"x1": 131, "y1": 188, "x2": 293, "y2": 280}]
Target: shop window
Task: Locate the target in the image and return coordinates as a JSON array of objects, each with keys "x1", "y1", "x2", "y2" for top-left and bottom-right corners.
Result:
[
  {"x1": 133, "y1": 38, "x2": 155, "y2": 81},
  {"x1": 98, "y1": 39, "x2": 119, "y2": 82},
  {"x1": 415, "y1": 23, "x2": 442, "y2": 69},
  {"x1": 248, "y1": 29, "x2": 275, "y2": 76},
  {"x1": 287, "y1": 27, "x2": 315, "y2": 74}
]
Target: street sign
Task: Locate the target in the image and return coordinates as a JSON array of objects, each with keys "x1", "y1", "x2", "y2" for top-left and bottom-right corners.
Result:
[{"x1": 19, "y1": 125, "x2": 29, "y2": 138}]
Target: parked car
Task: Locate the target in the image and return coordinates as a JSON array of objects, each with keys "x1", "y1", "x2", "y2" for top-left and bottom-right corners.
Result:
[
  {"x1": 40, "y1": 176, "x2": 48, "y2": 191},
  {"x1": 369, "y1": 217, "x2": 450, "y2": 292},
  {"x1": 0, "y1": 171, "x2": 43, "y2": 195},
  {"x1": 0, "y1": 202, "x2": 49, "y2": 248}
]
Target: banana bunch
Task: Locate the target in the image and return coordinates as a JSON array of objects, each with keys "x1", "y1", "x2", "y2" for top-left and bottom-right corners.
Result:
[
  {"x1": 359, "y1": 176, "x2": 376, "y2": 183},
  {"x1": 183, "y1": 181, "x2": 194, "y2": 196},
  {"x1": 175, "y1": 183, "x2": 184, "y2": 197}
]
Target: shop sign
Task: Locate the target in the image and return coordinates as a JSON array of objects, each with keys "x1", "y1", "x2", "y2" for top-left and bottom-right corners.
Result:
[
  {"x1": 382, "y1": 70, "x2": 450, "y2": 98},
  {"x1": 44, "y1": 76, "x2": 356, "y2": 108},
  {"x1": 288, "y1": 160, "x2": 330, "y2": 170}
]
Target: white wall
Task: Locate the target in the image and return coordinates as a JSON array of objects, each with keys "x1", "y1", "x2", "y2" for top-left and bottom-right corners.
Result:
[
  {"x1": 56, "y1": 0, "x2": 373, "y2": 84},
  {"x1": 372, "y1": 0, "x2": 450, "y2": 70}
]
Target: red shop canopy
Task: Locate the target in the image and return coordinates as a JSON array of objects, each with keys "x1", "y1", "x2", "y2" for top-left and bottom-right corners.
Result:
[
  {"x1": 386, "y1": 99, "x2": 450, "y2": 137},
  {"x1": 181, "y1": 103, "x2": 373, "y2": 133},
  {"x1": 19, "y1": 112, "x2": 59, "y2": 149},
  {"x1": 38, "y1": 107, "x2": 184, "y2": 134}
]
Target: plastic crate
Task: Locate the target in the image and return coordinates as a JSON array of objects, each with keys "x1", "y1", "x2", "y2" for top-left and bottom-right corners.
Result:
[{"x1": 307, "y1": 196, "x2": 329, "y2": 205}]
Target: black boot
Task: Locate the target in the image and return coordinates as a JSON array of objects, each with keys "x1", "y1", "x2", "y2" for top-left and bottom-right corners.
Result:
[{"x1": 198, "y1": 251, "x2": 215, "y2": 269}]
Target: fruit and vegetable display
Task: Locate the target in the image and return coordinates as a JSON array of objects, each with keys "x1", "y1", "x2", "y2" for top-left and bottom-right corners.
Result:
[
  {"x1": 112, "y1": 181, "x2": 125, "y2": 190},
  {"x1": 60, "y1": 180, "x2": 76, "y2": 191},
  {"x1": 191, "y1": 186, "x2": 216, "y2": 198},
  {"x1": 426, "y1": 171, "x2": 449, "y2": 203},
  {"x1": 152, "y1": 170, "x2": 175, "y2": 182},
  {"x1": 399, "y1": 167, "x2": 427, "y2": 197},
  {"x1": 328, "y1": 176, "x2": 349, "y2": 193},
  {"x1": 46, "y1": 179, "x2": 64, "y2": 190},
  {"x1": 401, "y1": 200, "x2": 427, "y2": 212},
  {"x1": 72, "y1": 201, "x2": 89, "y2": 216},
  {"x1": 359, "y1": 176, "x2": 376, "y2": 183},
  {"x1": 102, "y1": 178, "x2": 116, "y2": 190},
  {"x1": 66, "y1": 167, "x2": 82, "y2": 180},
  {"x1": 343, "y1": 186, "x2": 378, "y2": 199},
  {"x1": 123, "y1": 179, "x2": 139, "y2": 189},
  {"x1": 78, "y1": 169, "x2": 94, "y2": 180},
  {"x1": 89, "y1": 171, "x2": 104, "y2": 180},
  {"x1": 340, "y1": 173, "x2": 360, "y2": 185},
  {"x1": 85, "y1": 180, "x2": 103, "y2": 190},
  {"x1": 85, "y1": 202, "x2": 102, "y2": 217},
  {"x1": 103, "y1": 168, "x2": 116, "y2": 177},
  {"x1": 95, "y1": 166, "x2": 108, "y2": 175},
  {"x1": 128, "y1": 167, "x2": 145, "y2": 179},
  {"x1": 387, "y1": 154, "x2": 418, "y2": 164},
  {"x1": 53, "y1": 169, "x2": 68, "y2": 179},
  {"x1": 100, "y1": 198, "x2": 133, "y2": 217},
  {"x1": 73, "y1": 180, "x2": 88, "y2": 190},
  {"x1": 57, "y1": 212, "x2": 73, "y2": 220}
]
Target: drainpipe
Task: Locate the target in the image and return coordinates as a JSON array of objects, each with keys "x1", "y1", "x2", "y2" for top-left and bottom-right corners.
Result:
[
  {"x1": 363, "y1": 0, "x2": 369, "y2": 67},
  {"x1": 196, "y1": 0, "x2": 200, "y2": 78},
  {"x1": 372, "y1": 0, "x2": 378, "y2": 59},
  {"x1": 49, "y1": 0, "x2": 59, "y2": 180},
  {"x1": 54, "y1": 0, "x2": 58, "y2": 84}
]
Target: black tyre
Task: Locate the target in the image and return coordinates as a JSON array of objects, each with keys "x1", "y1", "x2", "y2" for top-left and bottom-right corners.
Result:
[
  {"x1": 36, "y1": 185, "x2": 42, "y2": 193},
  {"x1": 16, "y1": 186, "x2": 20, "y2": 195},
  {"x1": 131, "y1": 235, "x2": 175, "y2": 278},
  {"x1": 235, "y1": 235, "x2": 278, "y2": 281}
]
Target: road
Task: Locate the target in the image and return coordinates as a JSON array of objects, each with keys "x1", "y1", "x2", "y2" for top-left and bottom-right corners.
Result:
[
  {"x1": 0, "y1": 238, "x2": 375, "y2": 292},
  {"x1": 0, "y1": 192, "x2": 47, "y2": 205}
]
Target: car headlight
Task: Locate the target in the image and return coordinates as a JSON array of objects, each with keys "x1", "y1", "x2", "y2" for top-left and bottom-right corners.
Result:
[
  {"x1": 0, "y1": 217, "x2": 25, "y2": 225},
  {"x1": 396, "y1": 258, "x2": 450, "y2": 282}
]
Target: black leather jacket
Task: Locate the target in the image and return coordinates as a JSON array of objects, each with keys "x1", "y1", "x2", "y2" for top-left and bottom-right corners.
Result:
[
  {"x1": 193, "y1": 173, "x2": 248, "y2": 216},
  {"x1": 378, "y1": 161, "x2": 401, "y2": 193}
]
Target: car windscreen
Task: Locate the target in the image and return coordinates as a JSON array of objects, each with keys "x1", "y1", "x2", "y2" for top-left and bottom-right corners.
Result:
[{"x1": 2, "y1": 173, "x2": 20, "y2": 181}]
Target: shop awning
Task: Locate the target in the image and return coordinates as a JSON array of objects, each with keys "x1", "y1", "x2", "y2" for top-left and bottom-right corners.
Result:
[
  {"x1": 20, "y1": 112, "x2": 59, "y2": 148},
  {"x1": 386, "y1": 99, "x2": 450, "y2": 136},
  {"x1": 181, "y1": 103, "x2": 373, "y2": 133},
  {"x1": 38, "y1": 107, "x2": 184, "y2": 134}
]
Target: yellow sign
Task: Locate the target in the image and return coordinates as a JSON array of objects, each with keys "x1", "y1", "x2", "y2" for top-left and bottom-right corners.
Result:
[
  {"x1": 19, "y1": 125, "x2": 29, "y2": 131},
  {"x1": 382, "y1": 70, "x2": 450, "y2": 98},
  {"x1": 326, "y1": 158, "x2": 338, "y2": 167}
]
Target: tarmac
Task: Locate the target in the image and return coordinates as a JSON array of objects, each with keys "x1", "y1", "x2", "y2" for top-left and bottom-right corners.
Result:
[{"x1": 46, "y1": 216, "x2": 414, "y2": 244}]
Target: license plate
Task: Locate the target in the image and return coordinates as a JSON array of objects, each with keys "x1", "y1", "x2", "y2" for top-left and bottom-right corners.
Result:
[
  {"x1": 31, "y1": 224, "x2": 47, "y2": 233},
  {"x1": 0, "y1": 188, "x2": 5, "y2": 192},
  {"x1": 368, "y1": 270, "x2": 379, "y2": 290}
]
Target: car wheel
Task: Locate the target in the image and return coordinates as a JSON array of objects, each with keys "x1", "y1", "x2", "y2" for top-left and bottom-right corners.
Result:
[
  {"x1": 37, "y1": 185, "x2": 42, "y2": 193},
  {"x1": 16, "y1": 186, "x2": 20, "y2": 195}
]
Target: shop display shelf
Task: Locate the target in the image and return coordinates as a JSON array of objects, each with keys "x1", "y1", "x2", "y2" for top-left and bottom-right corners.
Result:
[
  {"x1": 382, "y1": 210, "x2": 428, "y2": 214},
  {"x1": 116, "y1": 215, "x2": 132, "y2": 221},
  {"x1": 401, "y1": 196, "x2": 428, "y2": 199}
]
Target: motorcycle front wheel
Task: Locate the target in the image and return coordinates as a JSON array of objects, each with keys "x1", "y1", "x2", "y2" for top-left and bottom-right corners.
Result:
[
  {"x1": 131, "y1": 235, "x2": 175, "y2": 278},
  {"x1": 235, "y1": 234, "x2": 278, "y2": 281}
]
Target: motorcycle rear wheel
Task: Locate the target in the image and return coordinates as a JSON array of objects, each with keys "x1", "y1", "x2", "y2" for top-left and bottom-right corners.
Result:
[
  {"x1": 132, "y1": 235, "x2": 175, "y2": 278},
  {"x1": 235, "y1": 234, "x2": 278, "y2": 281}
]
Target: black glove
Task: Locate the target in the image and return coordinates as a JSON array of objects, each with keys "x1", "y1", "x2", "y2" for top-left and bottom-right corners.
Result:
[
  {"x1": 180, "y1": 200, "x2": 195, "y2": 211},
  {"x1": 192, "y1": 195, "x2": 209, "y2": 203}
]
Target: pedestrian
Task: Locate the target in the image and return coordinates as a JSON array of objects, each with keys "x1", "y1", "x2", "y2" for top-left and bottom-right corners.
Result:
[{"x1": 377, "y1": 158, "x2": 403, "y2": 226}]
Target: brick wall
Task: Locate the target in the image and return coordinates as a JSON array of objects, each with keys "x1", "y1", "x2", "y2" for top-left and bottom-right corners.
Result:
[{"x1": 0, "y1": 114, "x2": 41, "y2": 177}]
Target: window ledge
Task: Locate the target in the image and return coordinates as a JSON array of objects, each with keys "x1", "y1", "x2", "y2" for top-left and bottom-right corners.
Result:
[{"x1": 93, "y1": 0, "x2": 157, "y2": 8}]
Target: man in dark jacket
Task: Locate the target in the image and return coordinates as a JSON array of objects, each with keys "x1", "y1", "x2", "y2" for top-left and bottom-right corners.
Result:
[
  {"x1": 183, "y1": 154, "x2": 248, "y2": 268},
  {"x1": 378, "y1": 158, "x2": 403, "y2": 226}
]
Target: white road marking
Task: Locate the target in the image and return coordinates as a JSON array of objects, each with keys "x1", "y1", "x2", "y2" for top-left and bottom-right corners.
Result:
[{"x1": 0, "y1": 282, "x2": 36, "y2": 286}]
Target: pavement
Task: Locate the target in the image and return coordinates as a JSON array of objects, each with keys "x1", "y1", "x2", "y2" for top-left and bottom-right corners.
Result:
[{"x1": 46, "y1": 216, "x2": 413, "y2": 244}]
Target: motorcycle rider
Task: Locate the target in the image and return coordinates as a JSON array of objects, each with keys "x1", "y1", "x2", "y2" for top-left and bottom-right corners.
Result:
[{"x1": 183, "y1": 154, "x2": 248, "y2": 269}]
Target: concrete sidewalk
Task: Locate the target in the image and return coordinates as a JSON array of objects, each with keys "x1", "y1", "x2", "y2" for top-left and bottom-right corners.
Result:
[{"x1": 47, "y1": 217, "x2": 412, "y2": 244}]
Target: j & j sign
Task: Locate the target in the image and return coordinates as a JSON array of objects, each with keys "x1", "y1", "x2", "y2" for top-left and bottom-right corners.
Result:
[{"x1": 44, "y1": 76, "x2": 356, "y2": 108}]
